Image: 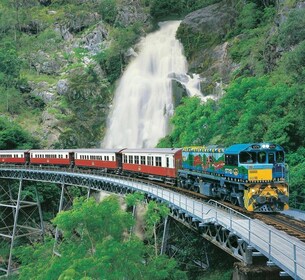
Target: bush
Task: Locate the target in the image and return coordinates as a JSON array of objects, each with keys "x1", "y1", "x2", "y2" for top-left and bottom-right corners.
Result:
[{"x1": 279, "y1": 8, "x2": 305, "y2": 48}]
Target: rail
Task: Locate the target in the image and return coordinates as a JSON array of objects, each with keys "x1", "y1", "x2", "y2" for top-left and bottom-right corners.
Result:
[{"x1": 0, "y1": 165, "x2": 304, "y2": 279}]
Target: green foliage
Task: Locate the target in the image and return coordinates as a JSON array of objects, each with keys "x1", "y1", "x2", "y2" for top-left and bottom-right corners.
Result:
[
  {"x1": 98, "y1": 0, "x2": 118, "y2": 24},
  {"x1": 286, "y1": 149, "x2": 305, "y2": 209},
  {"x1": 95, "y1": 23, "x2": 142, "y2": 83},
  {"x1": 161, "y1": 76, "x2": 297, "y2": 148},
  {"x1": 16, "y1": 196, "x2": 186, "y2": 280},
  {"x1": 0, "y1": 46, "x2": 21, "y2": 88},
  {"x1": 235, "y1": 3, "x2": 262, "y2": 32},
  {"x1": 159, "y1": 97, "x2": 215, "y2": 147},
  {"x1": 0, "y1": 116, "x2": 39, "y2": 149},
  {"x1": 278, "y1": 8, "x2": 305, "y2": 48},
  {"x1": 125, "y1": 192, "x2": 145, "y2": 207},
  {"x1": 54, "y1": 67, "x2": 112, "y2": 148},
  {"x1": 177, "y1": 25, "x2": 219, "y2": 61},
  {"x1": 279, "y1": 41, "x2": 305, "y2": 82}
]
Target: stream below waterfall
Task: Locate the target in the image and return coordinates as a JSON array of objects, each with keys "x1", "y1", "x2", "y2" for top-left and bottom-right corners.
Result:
[{"x1": 102, "y1": 21, "x2": 205, "y2": 149}]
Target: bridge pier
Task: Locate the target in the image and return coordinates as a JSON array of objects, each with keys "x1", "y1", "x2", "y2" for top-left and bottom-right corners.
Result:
[
  {"x1": 0, "y1": 179, "x2": 44, "y2": 277},
  {"x1": 232, "y1": 262, "x2": 284, "y2": 280}
]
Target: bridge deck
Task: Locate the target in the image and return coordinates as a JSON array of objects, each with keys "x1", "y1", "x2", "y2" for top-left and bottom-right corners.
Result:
[{"x1": 0, "y1": 166, "x2": 304, "y2": 279}]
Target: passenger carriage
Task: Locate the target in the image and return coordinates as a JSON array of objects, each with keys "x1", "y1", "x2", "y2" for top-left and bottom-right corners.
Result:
[
  {"x1": 29, "y1": 149, "x2": 72, "y2": 166},
  {"x1": 73, "y1": 149, "x2": 124, "y2": 171},
  {"x1": 121, "y1": 148, "x2": 182, "y2": 183},
  {"x1": 0, "y1": 150, "x2": 28, "y2": 164}
]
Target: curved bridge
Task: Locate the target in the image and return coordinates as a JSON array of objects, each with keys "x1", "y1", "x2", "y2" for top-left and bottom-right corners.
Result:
[{"x1": 0, "y1": 166, "x2": 304, "y2": 279}]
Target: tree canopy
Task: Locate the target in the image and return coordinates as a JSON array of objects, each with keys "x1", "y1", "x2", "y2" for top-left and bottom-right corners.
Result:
[{"x1": 16, "y1": 196, "x2": 187, "y2": 280}]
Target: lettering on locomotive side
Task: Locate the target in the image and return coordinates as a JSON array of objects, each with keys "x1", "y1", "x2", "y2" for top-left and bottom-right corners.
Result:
[{"x1": 225, "y1": 168, "x2": 233, "y2": 174}]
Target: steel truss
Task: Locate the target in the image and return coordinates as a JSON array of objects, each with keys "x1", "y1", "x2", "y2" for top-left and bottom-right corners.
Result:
[{"x1": 0, "y1": 179, "x2": 44, "y2": 277}]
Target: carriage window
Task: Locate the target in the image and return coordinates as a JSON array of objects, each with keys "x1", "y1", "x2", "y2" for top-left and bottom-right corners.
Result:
[
  {"x1": 141, "y1": 156, "x2": 146, "y2": 165},
  {"x1": 225, "y1": 154, "x2": 238, "y2": 166},
  {"x1": 268, "y1": 153, "x2": 275, "y2": 164},
  {"x1": 135, "y1": 156, "x2": 139, "y2": 164},
  {"x1": 124, "y1": 155, "x2": 127, "y2": 163},
  {"x1": 156, "y1": 157, "x2": 162, "y2": 167},
  {"x1": 239, "y1": 152, "x2": 257, "y2": 164},
  {"x1": 166, "y1": 157, "x2": 169, "y2": 168},
  {"x1": 276, "y1": 151, "x2": 284, "y2": 163},
  {"x1": 147, "y1": 156, "x2": 153, "y2": 166},
  {"x1": 112, "y1": 156, "x2": 114, "y2": 161},
  {"x1": 129, "y1": 155, "x2": 133, "y2": 164},
  {"x1": 258, "y1": 152, "x2": 266, "y2": 163}
]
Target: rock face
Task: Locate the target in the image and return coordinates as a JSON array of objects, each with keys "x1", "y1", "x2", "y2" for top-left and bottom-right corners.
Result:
[
  {"x1": 116, "y1": 0, "x2": 151, "y2": 27},
  {"x1": 82, "y1": 23, "x2": 108, "y2": 54},
  {"x1": 182, "y1": 1, "x2": 235, "y2": 37},
  {"x1": 178, "y1": 0, "x2": 238, "y2": 95}
]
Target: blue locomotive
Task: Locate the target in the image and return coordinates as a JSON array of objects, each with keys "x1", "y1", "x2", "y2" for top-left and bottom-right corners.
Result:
[{"x1": 178, "y1": 143, "x2": 289, "y2": 212}]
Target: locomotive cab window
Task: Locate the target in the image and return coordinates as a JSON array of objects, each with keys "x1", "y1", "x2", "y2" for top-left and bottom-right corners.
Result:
[
  {"x1": 225, "y1": 154, "x2": 238, "y2": 166},
  {"x1": 258, "y1": 151, "x2": 266, "y2": 163},
  {"x1": 239, "y1": 152, "x2": 257, "y2": 164},
  {"x1": 276, "y1": 151, "x2": 284, "y2": 163}
]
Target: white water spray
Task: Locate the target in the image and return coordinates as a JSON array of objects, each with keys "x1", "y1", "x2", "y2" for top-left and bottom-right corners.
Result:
[{"x1": 102, "y1": 21, "x2": 208, "y2": 149}]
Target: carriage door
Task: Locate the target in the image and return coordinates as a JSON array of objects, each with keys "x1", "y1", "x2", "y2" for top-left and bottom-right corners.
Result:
[
  {"x1": 69, "y1": 152, "x2": 75, "y2": 167},
  {"x1": 116, "y1": 153, "x2": 123, "y2": 169},
  {"x1": 25, "y1": 152, "x2": 30, "y2": 165}
]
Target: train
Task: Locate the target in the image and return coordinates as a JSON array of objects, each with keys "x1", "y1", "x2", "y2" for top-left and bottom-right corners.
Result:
[{"x1": 0, "y1": 143, "x2": 289, "y2": 212}]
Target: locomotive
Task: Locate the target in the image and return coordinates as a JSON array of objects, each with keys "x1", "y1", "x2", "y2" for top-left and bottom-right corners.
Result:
[{"x1": 0, "y1": 143, "x2": 289, "y2": 212}]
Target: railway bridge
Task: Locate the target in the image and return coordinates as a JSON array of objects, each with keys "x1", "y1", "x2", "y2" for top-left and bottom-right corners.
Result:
[{"x1": 0, "y1": 166, "x2": 304, "y2": 279}]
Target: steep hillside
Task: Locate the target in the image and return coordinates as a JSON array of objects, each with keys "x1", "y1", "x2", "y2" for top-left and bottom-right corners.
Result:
[{"x1": 0, "y1": 0, "x2": 151, "y2": 148}]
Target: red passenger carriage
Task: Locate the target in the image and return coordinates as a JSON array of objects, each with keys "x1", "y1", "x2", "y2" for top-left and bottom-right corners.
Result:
[
  {"x1": 74, "y1": 149, "x2": 124, "y2": 170},
  {"x1": 29, "y1": 149, "x2": 72, "y2": 166},
  {"x1": 121, "y1": 148, "x2": 182, "y2": 183},
  {"x1": 0, "y1": 150, "x2": 28, "y2": 164}
]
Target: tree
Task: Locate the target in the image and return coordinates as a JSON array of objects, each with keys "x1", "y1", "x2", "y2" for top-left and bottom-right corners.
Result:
[
  {"x1": 0, "y1": 116, "x2": 38, "y2": 149},
  {"x1": 16, "y1": 196, "x2": 187, "y2": 280}
]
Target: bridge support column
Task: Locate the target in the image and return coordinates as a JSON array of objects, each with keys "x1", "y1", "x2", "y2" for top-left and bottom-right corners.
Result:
[
  {"x1": 160, "y1": 216, "x2": 170, "y2": 255},
  {"x1": 53, "y1": 183, "x2": 65, "y2": 256},
  {"x1": 0, "y1": 179, "x2": 44, "y2": 277},
  {"x1": 244, "y1": 246, "x2": 253, "y2": 265}
]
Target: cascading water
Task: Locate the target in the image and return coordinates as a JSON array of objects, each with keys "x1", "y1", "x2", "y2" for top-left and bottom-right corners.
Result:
[{"x1": 102, "y1": 21, "x2": 207, "y2": 149}]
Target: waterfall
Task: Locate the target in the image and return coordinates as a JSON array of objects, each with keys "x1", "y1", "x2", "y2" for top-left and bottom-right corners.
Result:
[{"x1": 102, "y1": 21, "x2": 206, "y2": 149}]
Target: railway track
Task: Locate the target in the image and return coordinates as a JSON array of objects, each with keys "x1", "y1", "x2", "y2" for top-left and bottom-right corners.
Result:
[{"x1": 150, "y1": 180, "x2": 305, "y2": 243}]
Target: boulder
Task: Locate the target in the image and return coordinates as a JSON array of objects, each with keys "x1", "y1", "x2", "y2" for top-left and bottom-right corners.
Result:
[
  {"x1": 57, "y1": 79, "x2": 69, "y2": 95},
  {"x1": 82, "y1": 23, "x2": 108, "y2": 54}
]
